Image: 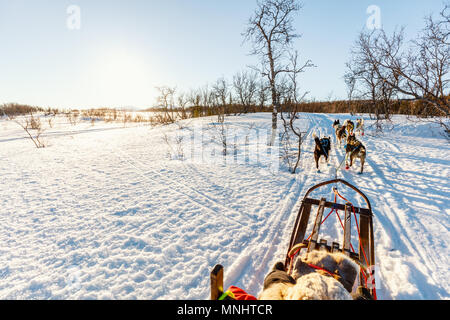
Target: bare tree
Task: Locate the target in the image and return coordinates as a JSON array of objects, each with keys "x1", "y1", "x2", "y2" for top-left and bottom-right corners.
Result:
[
  {"x1": 200, "y1": 84, "x2": 212, "y2": 113},
  {"x1": 233, "y1": 70, "x2": 258, "y2": 114},
  {"x1": 279, "y1": 51, "x2": 311, "y2": 173},
  {"x1": 188, "y1": 88, "x2": 201, "y2": 107},
  {"x1": 163, "y1": 132, "x2": 185, "y2": 160},
  {"x1": 212, "y1": 78, "x2": 229, "y2": 123},
  {"x1": 177, "y1": 92, "x2": 189, "y2": 120},
  {"x1": 66, "y1": 110, "x2": 80, "y2": 126},
  {"x1": 257, "y1": 78, "x2": 270, "y2": 112},
  {"x1": 4, "y1": 110, "x2": 46, "y2": 148},
  {"x1": 353, "y1": 6, "x2": 449, "y2": 132},
  {"x1": 186, "y1": 88, "x2": 202, "y2": 118},
  {"x1": 243, "y1": 0, "x2": 303, "y2": 144},
  {"x1": 345, "y1": 33, "x2": 400, "y2": 132},
  {"x1": 208, "y1": 122, "x2": 228, "y2": 157},
  {"x1": 156, "y1": 86, "x2": 177, "y2": 124}
]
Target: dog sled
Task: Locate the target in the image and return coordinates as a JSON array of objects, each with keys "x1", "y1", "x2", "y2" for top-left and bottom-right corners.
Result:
[
  {"x1": 210, "y1": 179, "x2": 377, "y2": 300},
  {"x1": 285, "y1": 179, "x2": 377, "y2": 299}
]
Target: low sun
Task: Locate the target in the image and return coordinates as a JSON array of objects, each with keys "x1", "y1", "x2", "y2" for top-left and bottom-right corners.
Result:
[{"x1": 89, "y1": 48, "x2": 155, "y2": 107}]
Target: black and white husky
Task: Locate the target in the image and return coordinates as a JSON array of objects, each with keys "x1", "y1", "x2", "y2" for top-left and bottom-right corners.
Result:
[{"x1": 313, "y1": 133, "x2": 331, "y2": 172}]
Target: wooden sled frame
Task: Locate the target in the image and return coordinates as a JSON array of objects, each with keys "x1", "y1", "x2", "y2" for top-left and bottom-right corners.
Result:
[
  {"x1": 285, "y1": 179, "x2": 376, "y2": 297},
  {"x1": 211, "y1": 264, "x2": 224, "y2": 300},
  {"x1": 210, "y1": 179, "x2": 376, "y2": 300}
]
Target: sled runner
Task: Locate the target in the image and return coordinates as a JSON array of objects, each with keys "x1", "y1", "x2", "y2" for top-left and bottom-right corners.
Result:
[
  {"x1": 210, "y1": 179, "x2": 377, "y2": 300},
  {"x1": 285, "y1": 179, "x2": 377, "y2": 299}
]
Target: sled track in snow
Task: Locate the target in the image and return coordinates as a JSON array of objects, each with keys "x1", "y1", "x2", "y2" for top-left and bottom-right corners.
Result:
[
  {"x1": 244, "y1": 173, "x2": 311, "y2": 294},
  {"x1": 228, "y1": 114, "x2": 356, "y2": 296},
  {"x1": 113, "y1": 115, "x2": 449, "y2": 299},
  {"x1": 111, "y1": 117, "x2": 321, "y2": 297},
  {"x1": 113, "y1": 148, "x2": 253, "y2": 228},
  {"x1": 223, "y1": 115, "x2": 319, "y2": 295},
  {"x1": 2, "y1": 113, "x2": 449, "y2": 300},
  {"x1": 237, "y1": 113, "x2": 351, "y2": 294},
  {"x1": 224, "y1": 175, "x2": 302, "y2": 291}
]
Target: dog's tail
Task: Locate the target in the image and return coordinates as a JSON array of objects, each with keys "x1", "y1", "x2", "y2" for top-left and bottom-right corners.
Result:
[{"x1": 313, "y1": 133, "x2": 321, "y2": 146}]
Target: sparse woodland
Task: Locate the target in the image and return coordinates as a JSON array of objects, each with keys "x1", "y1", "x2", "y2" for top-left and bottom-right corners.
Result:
[
  {"x1": 345, "y1": 3, "x2": 450, "y2": 134},
  {"x1": 1, "y1": 2, "x2": 448, "y2": 144}
]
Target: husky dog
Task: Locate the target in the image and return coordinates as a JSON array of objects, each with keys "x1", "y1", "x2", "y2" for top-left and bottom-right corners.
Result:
[
  {"x1": 345, "y1": 133, "x2": 366, "y2": 174},
  {"x1": 313, "y1": 134, "x2": 331, "y2": 172},
  {"x1": 356, "y1": 118, "x2": 365, "y2": 136},
  {"x1": 343, "y1": 120, "x2": 355, "y2": 136},
  {"x1": 332, "y1": 120, "x2": 347, "y2": 146},
  {"x1": 259, "y1": 251, "x2": 362, "y2": 300}
]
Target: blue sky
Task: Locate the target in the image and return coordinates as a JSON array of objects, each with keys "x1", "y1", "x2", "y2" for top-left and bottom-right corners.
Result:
[{"x1": 0, "y1": 0, "x2": 446, "y2": 109}]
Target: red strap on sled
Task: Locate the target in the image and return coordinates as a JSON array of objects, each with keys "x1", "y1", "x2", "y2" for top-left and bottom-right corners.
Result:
[
  {"x1": 335, "y1": 190, "x2": 377, "y2": 300},
  {"x1": 220, "y1": 286, "x2": 257, "y2": 301},
  {"x1": 307, "y1": 263, "x2": 337, "y2": 278}
]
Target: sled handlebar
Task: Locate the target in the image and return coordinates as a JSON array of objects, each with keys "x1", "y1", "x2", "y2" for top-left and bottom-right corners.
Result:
[{"x1": 302, "y1": 179, "x2": 373, "y2": 215}]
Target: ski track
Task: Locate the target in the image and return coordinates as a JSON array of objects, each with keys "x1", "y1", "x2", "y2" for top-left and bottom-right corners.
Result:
[
  {"x1": 114, "y1": 148, "x2": 253, "y2": 228},
  {"x1": 226, "y1": 114, "x2": 317, "y2": 296},
  {"x1": 0, "y1": 113, "x2": 448, "y2": 300}
]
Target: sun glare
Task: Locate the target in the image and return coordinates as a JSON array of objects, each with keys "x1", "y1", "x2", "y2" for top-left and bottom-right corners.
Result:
[{"x1": 89, "y1": 48, "x2": 154, "y2": 107}]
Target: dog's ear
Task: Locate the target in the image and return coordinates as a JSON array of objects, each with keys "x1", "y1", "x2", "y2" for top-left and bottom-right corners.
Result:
[
  {"x1": 291, "y1": 256, "x2": 312, "y2": 280},
  {"x1": 333, "y1": 254, "x2": 359, "y2": 292},
  {"x1": 272, "y1": 262, "x2": 286, "y2": 272}
]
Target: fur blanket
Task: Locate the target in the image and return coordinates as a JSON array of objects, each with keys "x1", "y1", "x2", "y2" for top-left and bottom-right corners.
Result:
[{"x1": 259, "y1": 251, "x2": 361, "y2": 300}]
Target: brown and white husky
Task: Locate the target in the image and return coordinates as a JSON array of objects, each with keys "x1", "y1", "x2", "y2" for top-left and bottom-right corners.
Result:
[
  {"x1": 343, "y1": 119, "x2": 355, "y2": 136},
  {"x1": 345, "y1": 133, "x2": 366, "y2": 174},
  {"x1": 356, "y1": 118, "x2": 365, "y2": 136}
]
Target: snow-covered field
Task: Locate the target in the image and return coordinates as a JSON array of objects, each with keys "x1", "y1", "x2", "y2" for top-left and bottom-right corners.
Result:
[{"x1": 0, "y1": 113, "x2": 448, "y2": 300}]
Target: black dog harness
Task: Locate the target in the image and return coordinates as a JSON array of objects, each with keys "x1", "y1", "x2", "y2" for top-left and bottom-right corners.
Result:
[
  {"x1": 320, "y1": 139, "x2": 330, "y2": 157},
  {"x1": 348, "y1": 142, "x2": 363, "y2": 155}
]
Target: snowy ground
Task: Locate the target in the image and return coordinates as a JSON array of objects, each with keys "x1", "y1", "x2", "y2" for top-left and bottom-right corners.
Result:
[{"x1": 0, "y1": 113, "x2": 448, "y2": 300}]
